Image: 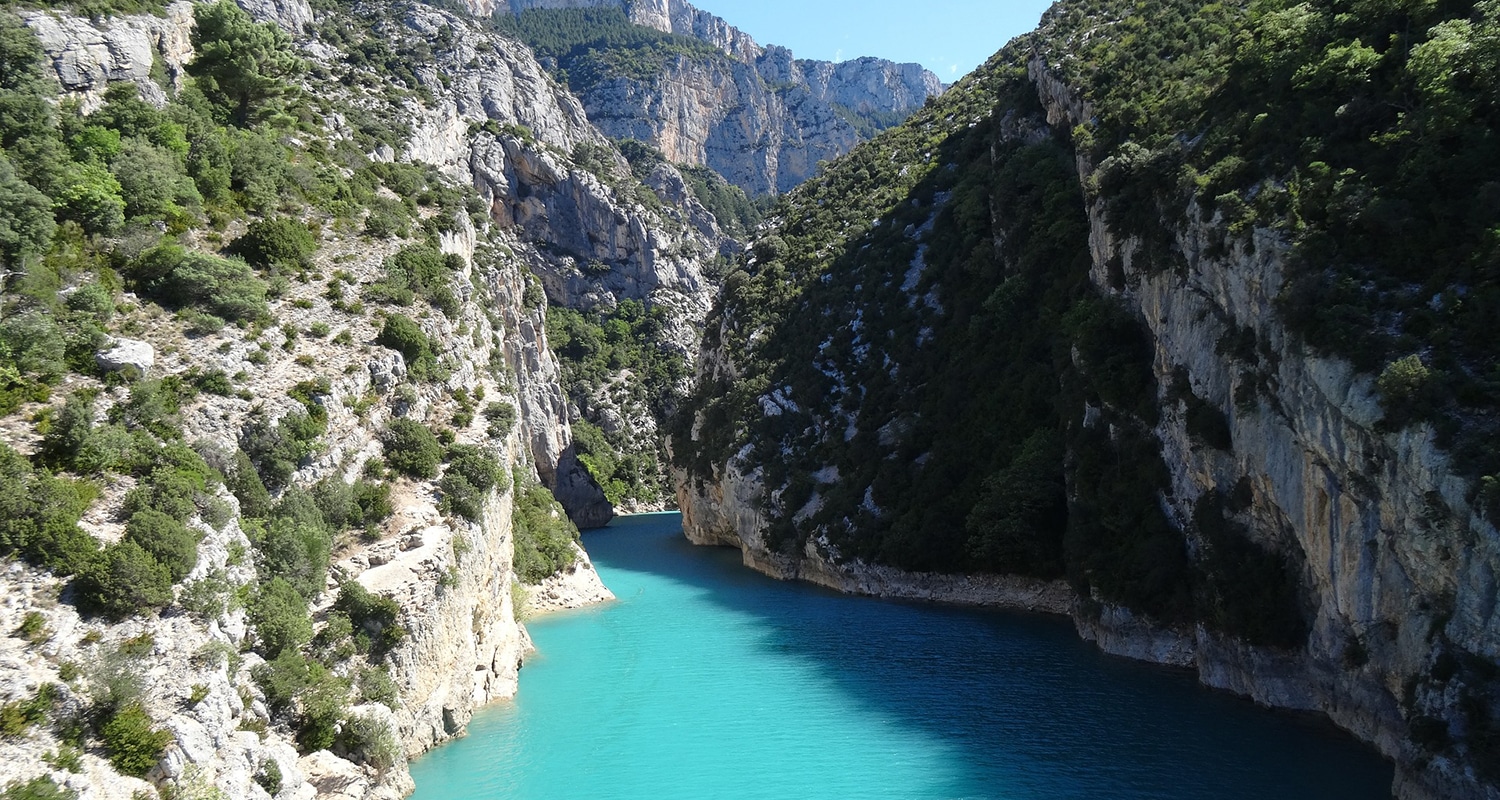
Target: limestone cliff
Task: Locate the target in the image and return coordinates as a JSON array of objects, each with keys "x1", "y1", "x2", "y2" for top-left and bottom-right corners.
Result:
[
  {"x1": 672, "y1": 26, "x2": 1500, "y2": 800},
  {"x1": 0, "y1": 0, "x2": 735, "y2": 795},
  {"x1": 488, "y1": 0, "x2": 944, "y2": 195}
]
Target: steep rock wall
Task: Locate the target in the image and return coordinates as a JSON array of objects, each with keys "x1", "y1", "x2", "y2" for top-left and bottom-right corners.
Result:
[
  {"x1": 0, "y1": 4, "x2": 629, "y2": 798},
  {"x1": 481, "y1": 0, "x2": 943, "y2": 195},
  {"x1": 673, "y1": 42, "x2": 1500, "y2": 800}
]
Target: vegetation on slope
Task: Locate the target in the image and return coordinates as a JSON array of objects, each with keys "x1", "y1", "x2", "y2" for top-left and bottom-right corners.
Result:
[
  {"x1": 546, "y1": 299, "x2": 688, "y2": 507},
  {"x1": 674, "y1": 38, "x2": 1305, "y2": 639},
  {"x1": 0, "y1": 0, "x2": 542, "y2": 779},
  {"x1": 492, "y1": 7, "x2": 724, "y2": 92},
  {"x1": 1040, "y1": 0, "x2": 1500, "y2": 497}
]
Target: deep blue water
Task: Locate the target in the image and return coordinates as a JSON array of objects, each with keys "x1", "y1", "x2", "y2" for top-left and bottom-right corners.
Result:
[{"x1": 409, "y1": 512, "x2": 1392, "y2": 799}]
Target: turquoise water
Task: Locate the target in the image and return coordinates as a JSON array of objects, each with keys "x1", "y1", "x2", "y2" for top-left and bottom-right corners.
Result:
[{"x1": 410, "y1": 512, "x2": 1393, "y2": 799}]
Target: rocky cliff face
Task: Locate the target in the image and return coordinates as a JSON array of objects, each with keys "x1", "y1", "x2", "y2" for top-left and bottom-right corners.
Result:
[
  {"x1": 1028, "y1": 56, "x2": 1500, "y2": 800},
  {"x1": 486, "y1": 0, "x2": 944, "y2": 195},
  {"x1": 0, "y1": 0, "x2": 729, "y2": 795},
  {"x1": 673, "y1": 32, "x2": 1500, "y2": 800}
]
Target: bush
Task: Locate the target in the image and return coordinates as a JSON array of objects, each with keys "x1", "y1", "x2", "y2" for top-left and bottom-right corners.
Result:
[
  {"x1": 239, "y1": 408, "x2": 324, "y2": 490},
  {"x1": 511, "y1": 482, "x2": 580, "y2": 583},
  {"x1": 356, "y1": 666, "x2": 397, "y2": 709},
  {"x1": 110, "y1": 139, "x2": 199, "y2": 221},
  {"x1": 249, "y1": 577, "x2": 312, "y2": 658},
  {"x1": 0, "y1": 777, "x2": 76, "y2": 800},
  {"x1": 250, "y1": 516, "x2": 330, "y2": 600},
  {"x1": 375, "y1": 314, "x2": 435, "y2": 377},
  {"x1": 334, "y1": 581, "x2": 404, "y2": 656},
  {"x1": 54, "y1": 162, "x2": 125, "y2": 235},
  {"x1": 380, "y1": 419, "x2": 442, "y2": 479},
  {"x1": 369, "y1": 244, "x2": 461, "y2": 316},
  {"x1": 0, "y1": 443, "x2": 100, "y2": 575},
  {"x1": 0, "y1": 684, "x2": 56, "y2": 737},
  {"x1": 131, "y1": 245, "x2": 269, "y2": 322},
  {"x1": 251, "y1": 650, "x2": 350, "y2": 753},
  {"x1": 337, "y1": 711, "x2": 400, "y2": 771},
  {"x1": 231, "y1": 217, "x2": 316, "y2": 269},
  {"x1": 77, "y1": 540, "x2": 175, "y2": 618},
  {"x1": 123, "y1": 509, "x2": 199, "y2": 582},
  {"x1": 440, "y1": 444, "x2": 506, "y2": 522},
  {"x1": 1377, "y1": 354, "x2": 1437, "y2": 428},
  {"x1": 0, "y1": 310, "x2": 66, "y2": 383},
  {"x1": 253, "y1": 759, "x2": 282, "y2": 796},
  {"x1": 311, "y1": 477, "x2": 390, "y2": 531},
  {"x1": 100, "y1": 702, "x2": 171, "y2": 777},
  {"x1": 483, "y1": 402, "x2": 517, "y2": 439},
  {"x1": 226, "y1": 448, "x2": 272, "y2": 518}
]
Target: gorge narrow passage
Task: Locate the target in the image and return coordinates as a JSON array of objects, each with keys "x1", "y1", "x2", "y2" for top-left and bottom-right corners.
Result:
[{"x1": 411, "y1": 513, "x2": 1391, "y2": 799}]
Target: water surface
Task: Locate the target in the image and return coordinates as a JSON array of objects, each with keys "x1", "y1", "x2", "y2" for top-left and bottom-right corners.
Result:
[{"x1": 410, "y1": 512, "x2": 1391, "y2": 799}]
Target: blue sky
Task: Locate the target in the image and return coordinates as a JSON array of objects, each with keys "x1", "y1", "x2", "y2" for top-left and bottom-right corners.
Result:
[{"x1": 694, "y1": 0, "x2": 1056, "y2": 80}]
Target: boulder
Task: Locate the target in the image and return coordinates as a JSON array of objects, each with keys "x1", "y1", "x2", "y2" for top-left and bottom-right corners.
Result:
[{"x1": 95, "y1": 338, "x2": 155, "y2": 377}]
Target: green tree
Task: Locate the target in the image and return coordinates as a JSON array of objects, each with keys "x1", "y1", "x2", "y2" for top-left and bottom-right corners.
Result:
[
  {"x1": 123, "y1": 509, "x2": 199, "y2": 582},
  {"x1": 0, "y1": 152, "x2": 54, "y2": 271},
  {"x1": 252, "y1": 516, "x2": 330, "y2": 600},
  {"x1": 231, "y1": 216, "x2": 316, "y2": 269},
  {"x1": 109, "y1": 138, "x2": 199, "y2": 221},
  {"x1": 78, "y1": 540, "x2": 175, "y2": 618},
  {"x1": 53, "y1": 162, "x2": 125, "y2": 235},
  {"x1": 99, "y1": 702, "x2": 171, "y2": 777},
  {"x1": 187, "y1": 0, "x2": 303, "y2": 126},
  {"x1": 380, "y1": 419, "x2": 442, "y2": 479},
  {"x1": 250, "y1": 577, "x2": 312, "y2": 658}
]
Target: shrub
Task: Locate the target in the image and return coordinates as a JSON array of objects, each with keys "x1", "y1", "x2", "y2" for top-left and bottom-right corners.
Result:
[
  {"x1": 239, "y1": 408, "x2": 324, "y2": 490},
  {"x1": 0, "y1": 443, "x2": 100, "y2": 575},
  {"x1": 251, "y1": 516, "x2": 331, "y2": 600},
  {"x1": 0, "y1": 310, "x2": 66, "y2": 384},
  {"x1": 0, "y1": 776, "x2": 76, "y2": 800},
  {"x1": 226, "y1": 448, "x2": 272, "y2": 518},
  {"x1": 38, "y1": 391, "x2": 95, "y2": 470},
  {"x1": 356, "y1": 666, "x2": 397, "y2": 709},
  {"x1": 77, "y1": 540, "x2": 175, "y2": 618},
  {"x1": 65, "y1": 282, "x2": 114, "y2": 324},
  {"x1": 0, "y1": 684, "x2": 56, "y2": 737},
  {"x1": 249, "y1": 577, "x2": 312, "y2": 658},
  {"x1": 231, "y1": 217, "x2": 316, "y2": 269},
  {"x1": 1377, "y1": 354, "x2": 1436, "y2": 428},
  {"x1": 110, "y1": 139, "x2": 199, "y2": 221},
  {"x1": 100, "y1": 702, "x2": 171, "y2": 777},
  {"x1": 54, "y1": 162, "x2": 125, "y2": 235},
  {"x1": 511, "y1": 482, "x2": 579, "y2": 583},
  {"x1": 374, "y1": 314, "x2": 435, "y2": 377},
  {"x1": 483, "y1": 401, "x2": 517, "y2": 439},
  {"x1": 131, "y1": 245, "x2": 268, "y2": 322},
  {"x1": 123, "y1": 509, "x2": 199, "y2": 582},
  {"x1": 440, "y1": 444, "x2": 506, "y2": 522},
  {"x1": 0, "y1": 153, "x2": 55, "y2": 271},
  {"x1": 16, "y1": 611, "x2": 47, "y2": 644},
  {"x1": 380, "y1": 419, "x2": 442, "y2": 479},
  {"x1": 253, "y1": 759, "x2": 282, "y2": 796},
  {"x1": 252, "y1": 650, "x2": 350, "y2": 752},
  {"x1": 333, "y1": 581, "x2": 404, "y2": 656},
  {"x1": 337, "y1": 711, "x2": 399, "y2": 771}
]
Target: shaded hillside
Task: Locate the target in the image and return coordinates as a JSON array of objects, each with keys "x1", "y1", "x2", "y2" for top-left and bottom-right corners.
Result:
[{"x1": 673, "y1": 3, "x2": 1500, "y2": 799}]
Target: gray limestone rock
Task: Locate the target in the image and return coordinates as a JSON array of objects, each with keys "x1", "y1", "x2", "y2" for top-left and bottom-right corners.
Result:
[{"x1": 95, "y1": 337, "x2": 155, "y2": 376}]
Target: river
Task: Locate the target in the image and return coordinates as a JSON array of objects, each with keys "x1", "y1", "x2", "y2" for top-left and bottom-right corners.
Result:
[{"x1": 409, "y1": 512, "x2": 1392, "y2": 799}]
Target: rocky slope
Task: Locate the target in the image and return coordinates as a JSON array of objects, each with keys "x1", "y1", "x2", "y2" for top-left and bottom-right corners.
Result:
[
  {"x1": 487, "y1": 0, "x2": 944, "y2": 195},
  {"x1": 0, "y1": 0, "x2": 790, "y2": 793},
  {"x1": 673, "y1": 12, "x2": 1500, "y2": 800}
]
